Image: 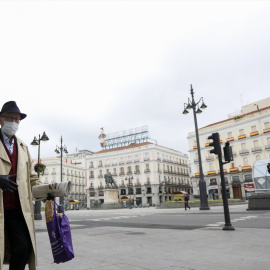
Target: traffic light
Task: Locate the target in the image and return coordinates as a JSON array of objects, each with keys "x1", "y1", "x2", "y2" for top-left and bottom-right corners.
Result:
[
  {"x1": 267, "y1": 163, "x2": 270, "y2": 174},
  {"x1": 208, "y1": 132, "x2": 221, "y2": 155},
  {"x1": 223, "y1": 142, "x2": 233, "y2": 163}
]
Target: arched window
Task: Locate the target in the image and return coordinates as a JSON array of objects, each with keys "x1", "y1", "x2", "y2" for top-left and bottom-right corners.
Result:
[
  {"x1": 256, "y1": 155, "x2": 261, "y2": 160},
  {"x1": 243, "y1": 157, "x2": 249, "y2": 166}
]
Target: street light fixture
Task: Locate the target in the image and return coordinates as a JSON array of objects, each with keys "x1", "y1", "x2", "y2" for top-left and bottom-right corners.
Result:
[
  {"x1": 183, "y1": 84, "x2": 210, "y2": 210},
  {"x1": 125, "y1": 176, "x2": 133, "y2": 209},
  {"x1": 55, "y1": 136, "x2": 68, "y2": 211},
  {"x1": 31, "y1": 131, "x2": 49, "y2": 220}
]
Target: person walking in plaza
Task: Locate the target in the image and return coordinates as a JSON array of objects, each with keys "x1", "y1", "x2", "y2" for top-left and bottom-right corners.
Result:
[
  {"x1": 184, "y1": 194, "x2": 190, "y2": 210},
  {"x1": 0, "y1": 101, "x2": 42, "y2": 270}
]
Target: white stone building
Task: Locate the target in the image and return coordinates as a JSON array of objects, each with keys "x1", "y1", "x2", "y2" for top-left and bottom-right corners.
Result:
[
  {"x1": 86, "y1": 142, "x2": 190, "y2": 207},
  {"x1": 188, "y1": 97, "x2": 270, "y2": 200}
]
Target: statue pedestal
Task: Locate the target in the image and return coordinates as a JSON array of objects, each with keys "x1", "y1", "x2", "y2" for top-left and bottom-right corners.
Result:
[{"x1": 101, "y1": 187, "x2": 121, "y2": 209}]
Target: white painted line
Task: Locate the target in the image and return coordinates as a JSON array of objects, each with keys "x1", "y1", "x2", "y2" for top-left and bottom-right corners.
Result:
[{"x1": 207, "y1": 224, "x2": 220, "y2": 227}]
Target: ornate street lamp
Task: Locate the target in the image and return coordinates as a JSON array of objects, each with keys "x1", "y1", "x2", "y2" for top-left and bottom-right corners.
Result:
[
  {"x1": 183, "y1": 84, "x2": 210, "y2": 210},
  {"x1": 55, "y1": 136, "x2": 68, "y2": 211},
  {"x1": 125, "y1": 176, "x2": 133, "y2": 209},
  {"x1": 31, "y1": 131, "x2": 49, "y2": 220}
]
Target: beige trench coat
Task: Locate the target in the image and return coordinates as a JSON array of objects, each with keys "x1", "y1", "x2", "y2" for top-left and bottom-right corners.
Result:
[{"x1": 0, "y1": 136, "x2": 42, "y2": 270}]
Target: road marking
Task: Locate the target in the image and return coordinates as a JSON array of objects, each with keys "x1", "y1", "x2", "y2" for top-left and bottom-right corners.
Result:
[{"x1": 206, "y1": 224, "x2": 221, "y2": 227}]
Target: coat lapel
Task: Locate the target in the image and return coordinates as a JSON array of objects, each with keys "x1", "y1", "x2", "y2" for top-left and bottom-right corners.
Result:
[
  {"x1": 0, "y1": 141, "x2": 11, "y2": 165},
  {"x1": 16, "y1": 138, "x2": 29, "y2": 178}
]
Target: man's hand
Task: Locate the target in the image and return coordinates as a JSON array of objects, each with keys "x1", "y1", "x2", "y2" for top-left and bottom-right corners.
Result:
[
  {"x1": 0, "y1": 175, "x2": 18, "y2": 192},
  {"x1": 47, "y1": 193, "x2": 55, "y2": 201}
]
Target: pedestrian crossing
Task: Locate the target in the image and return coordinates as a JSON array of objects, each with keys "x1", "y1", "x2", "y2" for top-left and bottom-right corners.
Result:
[
  {"x1": 86, "y1": 215, "x2": 147, "y2": 222},
  {"x1": 206, "y1": 215, "x2": 258, "y2": 227}
]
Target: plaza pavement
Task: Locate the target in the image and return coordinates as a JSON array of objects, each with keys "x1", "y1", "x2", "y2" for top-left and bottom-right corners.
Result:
[{"x1": 5, "y1": 204, "x2": 270, "y2": 270}]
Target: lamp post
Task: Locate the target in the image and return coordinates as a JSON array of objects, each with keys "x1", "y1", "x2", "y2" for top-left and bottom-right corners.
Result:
[
  {"x1": 125, "y1": 176, "x2": 133, "y2": 209},
  {"x1": 183, "y1": 84, "x2": 210, "y2": 210},
  {"x1": 55, "y1": 136, "x2": 68, "y2": 211},
  {"x1": 31, "y1": 131, "x2": 49, "y2": 220}
]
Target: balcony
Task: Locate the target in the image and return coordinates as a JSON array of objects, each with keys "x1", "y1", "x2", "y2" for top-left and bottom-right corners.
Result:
[
  {"x1": 144, "y1": 157, "x2": 150, "y2": 161},
  {"x1": 134, "y1": 170, "x2": 140, "y2": 174},
  {"x1": 144, "y1": 169, "x2": 150, "y2": 173},
  {"x1": 98, "y1": 164, "x2": 103, "y2": 167},
  {"x1": 127, "y1": 171, "x2": 133, "y2": 175},
  {"x1": 265, "y1": 144, "x2": 270, "y2": 150},
  {"x1": 98, "y1": 174, "x2": 103, "y2": 179},
  {"x1": 252, "y1": 146, "x2": 262, "y2": 152},
  {"x1": 134, "y1": 159, "x2": 140, "y2": 163},
  {"x1": 239, "y1": 149, "x2": 249, "y2": 155},
  {"x1": 206, "y1": 156, "x2": 214, "y2": 161},
  {"x1": 126, "y1": 160, "x2": 132, "y2": 164},
  {"x1": 119, "y1": 172, "x2": 125, "y2": 176},
  {"x1": 89, "y1": 175, "x2": 94, "y2": 179},
  {"x1": 119, "y1": 161, "x2": 124, "y2": 165}
]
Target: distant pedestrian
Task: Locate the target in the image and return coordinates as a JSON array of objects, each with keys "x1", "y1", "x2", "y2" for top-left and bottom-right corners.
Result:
[{"x1": 184, "y1": 194, "x2": 190, "y2": 210}]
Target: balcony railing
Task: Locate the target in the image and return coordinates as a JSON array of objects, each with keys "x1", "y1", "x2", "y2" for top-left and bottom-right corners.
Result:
[
  {"x1": 134, "y1": 170, "x2": 140, "y2": 174},
  {"x1": 252, "y1": 146, "x2": 262, "y2": 152},
  {"x1": 144, "y1": 169, "x2": 150, "y2": 173},
  {"x1": 239, "y1": 149, "x2": 249, "y2": 155},
  {"x1": 98, "y1": 174, "x2": 103, "y2": 178},
  {"x1": 265, "y1": 144, "x2": 270, "y2": 150}
]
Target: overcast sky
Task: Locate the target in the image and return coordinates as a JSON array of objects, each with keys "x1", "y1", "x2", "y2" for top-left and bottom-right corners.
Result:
[{"x1": 0, "y1": 0, "x2": 270, "y2": 160}]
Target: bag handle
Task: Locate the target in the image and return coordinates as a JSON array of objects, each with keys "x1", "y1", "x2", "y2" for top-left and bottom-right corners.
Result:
[{"x1": 54, "y1": 200, "x2": 65, "y2": 215}]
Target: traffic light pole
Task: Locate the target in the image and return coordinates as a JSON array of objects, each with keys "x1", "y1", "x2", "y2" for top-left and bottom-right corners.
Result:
[{"x1": 218, "y1": 153, "x2": 235, "y2": 230}]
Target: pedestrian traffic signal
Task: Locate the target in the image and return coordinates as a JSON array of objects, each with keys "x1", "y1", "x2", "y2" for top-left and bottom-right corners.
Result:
[
  {"x1": 223, "y1": 142, "x2": 233, "y2": 163},
  {"x1": 267, "y1": 163, "x2": 270, "y2": 174},
  {"x1": 208, "y1": 132, "x2": 221, "y2": 155}
]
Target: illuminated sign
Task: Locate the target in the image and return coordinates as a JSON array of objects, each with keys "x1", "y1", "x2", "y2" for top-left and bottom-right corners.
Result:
[{"x1": 98, "y1": 126, "x2": 154, "y2": 149}]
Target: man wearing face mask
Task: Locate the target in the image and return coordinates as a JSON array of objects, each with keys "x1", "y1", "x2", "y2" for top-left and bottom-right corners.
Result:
[{"x1": 0, "y1": 101, "x2": 41, "y2": 270}]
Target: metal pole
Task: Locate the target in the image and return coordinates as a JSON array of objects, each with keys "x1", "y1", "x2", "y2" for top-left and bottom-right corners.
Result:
[
  {"x1": 34, "y1": 134, "x2": 42, "y2": 220},
  {"x1": 218, "y1": 154, "x2": 235, "y2": 230},
  {"x1": 59, "y1": 136, "x2": 64, "y2": 212},
  {"x1": 190, "y1": 85, "x2": 210, "y2": 210},
  {"x1": 129, "y1": 178, "x2": 132, "y2": 209}
]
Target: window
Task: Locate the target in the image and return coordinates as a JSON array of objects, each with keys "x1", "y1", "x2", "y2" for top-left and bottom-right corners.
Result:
[
  {"x1": 113, "y1": 158, "x2": 117, "y2": 165},
  {"x1": 127, "y1": 156, "x2": 132, "y2": 163},
  {"x1": 253, "y1": 140, "x2": 259, "y2": 149},
  {"x1": 265, "y1": 122, "x2": 270, "y2": 129},
  {"x1": 106, "y1": 159, "x2": 110, "y2": 166},
  {"x1": 243, "y1": 157, "x2": 249, "y2": 166},
  {"x1": 256, "y1": 155, "x2": 261, "y2": 160},
  {"x1": 244, "y1": 174, "x2": 252, "y2": 182},
  {"x1": 209, "y1": 163, "x2": 214, "y2": 171},
  {"x1": 251, "y1": 125, "x2": 256, "y2": 132},
  {"x1": 227, "y1": 132, "x2": 232, "y2": 138},
  {"x1": 241, "y1": 143, "x2": 246, "y2": 151},
  {"x1": 239, "y1": 129, "x2": 244, "y2": 135}
]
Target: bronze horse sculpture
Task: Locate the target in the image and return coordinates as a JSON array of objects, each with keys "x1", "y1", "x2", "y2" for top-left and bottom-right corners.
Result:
[{"x1": 104, "y1": 172, "x2": 117, "y2": 187}]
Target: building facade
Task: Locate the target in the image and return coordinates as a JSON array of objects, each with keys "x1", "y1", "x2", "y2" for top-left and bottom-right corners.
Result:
[
  {"x1": 188, "y1": 98, "x2": 270, "y2": 200},
  {"x1": 86, "y1": 142, "x2": 190, "y2": 207},
  {"x1": 33, "y1": 150, "x2": 92, "y2": 209}
]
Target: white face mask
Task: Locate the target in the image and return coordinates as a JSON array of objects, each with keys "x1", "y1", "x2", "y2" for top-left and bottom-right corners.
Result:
[{"x1": 2, "y1": 121, "x2": 19, "y2": 136}]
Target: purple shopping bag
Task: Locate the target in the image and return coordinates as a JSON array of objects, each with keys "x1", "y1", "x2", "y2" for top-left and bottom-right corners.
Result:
[{"x1": 46, "y1": 200, "x2": 75, "y2": 263}]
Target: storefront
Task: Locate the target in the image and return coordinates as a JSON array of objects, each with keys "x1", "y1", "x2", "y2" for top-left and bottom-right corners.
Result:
[{"x1": 232, "y1": 176, "x2": 242, "y2": 199}]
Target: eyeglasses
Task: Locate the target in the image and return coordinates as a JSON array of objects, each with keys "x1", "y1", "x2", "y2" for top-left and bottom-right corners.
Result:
[{"x1": 2, "y1": 116, "x2": 21, "y2": 123}]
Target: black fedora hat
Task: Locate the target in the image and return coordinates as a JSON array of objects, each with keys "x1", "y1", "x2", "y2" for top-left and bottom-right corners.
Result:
[{"x1": 0, "y1": 101, "x2": 27, "y2": 120}]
